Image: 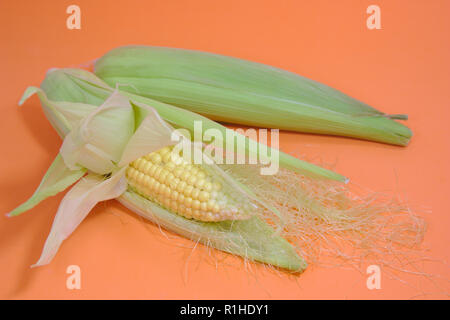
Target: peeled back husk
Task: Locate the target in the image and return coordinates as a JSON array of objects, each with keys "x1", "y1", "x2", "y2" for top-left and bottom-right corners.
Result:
[
  {"x1": 93, "y1": 46, "x2": 412, "y2": 146},
  {"x1": 18, "y1": 73, "x2": 306, "y2": 271}
]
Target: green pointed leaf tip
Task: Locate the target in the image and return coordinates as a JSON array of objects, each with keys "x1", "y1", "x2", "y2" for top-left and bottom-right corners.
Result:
[
  {"x1": 7, "y1": 154, "x2": 86, "y2": 217},
  {"x1": 38, "y1": 68, "x2": 347, "y2": 182},
  {"x1": 94, "y1": 46, "x2": 412, "y2": 146}
]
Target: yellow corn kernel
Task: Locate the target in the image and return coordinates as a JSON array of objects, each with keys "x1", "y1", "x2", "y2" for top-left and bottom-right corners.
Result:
[
  {"x1": 184, "y1": 185, "x2": 194, "y2": 197},
  {"x1": 197, "y1": 171, "x2": 206, "y2": 180},
  {"x1": 203, "y1": 181, "x2": 213, "y2": 192},
  {"x1": 149, "y1": 153, "x2": 162, "y2": 165},
  {"x1": 163, "y1": 185, "x2": 171, "y2": 198},
  {"x1": 143, "y1": 161, "x2": 152, "y2": 173},
  {"x1": 173, "y1": 167, "x2": 184, "y2": 178},
  {"x1": 180, "y1": 171, "x2": 191, "y2": 181},
  {"x1": 171, "y1": 190, "x2": 179, "y2": 201},
  {"x1": 154, "y1": 181, "x2": 161, "y2": 193},
  {"x1": 165, "y1": 162, "x2": 176, "y2": 172},
  {"x1": 195, "y1": 178, "x2": 205, "y2": 189},
  {"x1": 187, "y1": 175, "x2": 197, "y2": 186},
  {"x1": 159, "y1": 169, "x2": 169, "y2": 183},
  {"x1": 169, "y1": 177, "x2": 180, "y2": 190},
  {"x1": 184, "y1": 197, "x2": 193, "y2": 208},
  {"x1": 165, "y1": 172, "x2": 175, "y2": 184},
  {"x1": 185, "y1": 207, "x2": 193, "y2": 218},
  {"x1": 162, "y1": 152, "x2": 172, "y2": 163},
  {"x1": 170, "y1": 201, "x2": 178, "y2": 212},
  {"x1": 154, "y1": 166, "x2": 163, "y2": 179},
  {"x1": 212, "y1": 181, "x2": 222, "y2": 191},
  {"x1": 137, "y1": 172, "x2": 145, "y2": 184},
  {"x1": 176, "y1": 181, "x2": 187, "y2": 194},
  {"x1": 158, "y1": 146, "x2": 171, "y2": 156},
  {"x1": 192, "y1": 199, "x2": 201, "y2": 210},
  {"x1": 199, "y1": 191, "x2": 210, "y2": 202},
  {"x1": 207, "y1": 199, "x2": 216, "y2": 211},
  {"x1": 148, "y1": 164, "x2": 157, "y2": 176},
  {"x1": 143, "y1": 175, "x2": 151, "y2": 187},
  {"x1": 191, "y1": 188, "x2": 200, "y2": 200}
]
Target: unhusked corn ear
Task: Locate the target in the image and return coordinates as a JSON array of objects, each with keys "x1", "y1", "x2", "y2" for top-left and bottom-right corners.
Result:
[
  {"x1": 95, "y1": 46, "x2": 412, "y2": 146},
  {"x1": 126, "y1": 146, "x2": 251, "y2": 222}
]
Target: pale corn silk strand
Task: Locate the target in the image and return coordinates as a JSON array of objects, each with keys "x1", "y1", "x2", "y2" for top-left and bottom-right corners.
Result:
[
  {"x1": 222, "y1": 164, "x2": 450, "y2": 297},
  {"x1": 224, "y1": 164, "x2": 424, "y2": 262}
]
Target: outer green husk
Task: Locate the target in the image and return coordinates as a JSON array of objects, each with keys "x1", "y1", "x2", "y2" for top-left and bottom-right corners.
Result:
[
  {"x1": 120, "y1": 190, "x2": 306, "y2": 271},
  {"x1": 94, "y1": 46, "x2": 412, "y2": 146},
  {"x1": 25, "y1": 68, "x2": 307, "y2": 271}
]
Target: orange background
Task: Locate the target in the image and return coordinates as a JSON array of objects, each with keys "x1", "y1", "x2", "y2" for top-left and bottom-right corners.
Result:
[{"x1": 1, "y1": 0, "x2": 449, "y2": 299}]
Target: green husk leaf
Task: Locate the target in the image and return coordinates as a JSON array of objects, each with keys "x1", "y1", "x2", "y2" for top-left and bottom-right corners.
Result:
[
  {"x1": 119, "y1": 189, "x2": 306, "y2": 272},
  {"x1": 19, "y1": 86, "x2": 97, "y2": 138},
  {"x1": 7, "y1": 154, "x2": 86, "y2": 217},
  {"x1": 94, "y1": 45, "x2": 412, "y2": 146}
]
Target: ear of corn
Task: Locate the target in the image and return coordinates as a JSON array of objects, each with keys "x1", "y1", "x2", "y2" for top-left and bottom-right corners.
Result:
[
  {"x1": 94, "y1": 46, "x2": 412, "y2": 146},
  {"x1": 12, "y1": 86, "x2": 306, "y2": 271},
  {"x1": 39, "y1": 68, "x2": 347, "y2": 182}
]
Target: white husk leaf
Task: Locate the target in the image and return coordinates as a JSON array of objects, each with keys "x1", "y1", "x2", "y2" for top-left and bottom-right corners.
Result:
[
  {"x1": 59, "y1": 91, "x2": 135, "y2": 174},
  {"x1": 118, "y1": 101, "x2": 178, "y2": 166},
  {"x1": 33, "y1": 168, "x2": 127, "y2": 267}
]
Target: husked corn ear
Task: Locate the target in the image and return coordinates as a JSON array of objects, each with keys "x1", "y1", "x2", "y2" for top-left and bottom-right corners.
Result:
[{"x1": 126, "y1": 146, "x2": 251, "y2": 222}]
